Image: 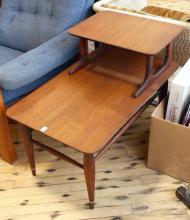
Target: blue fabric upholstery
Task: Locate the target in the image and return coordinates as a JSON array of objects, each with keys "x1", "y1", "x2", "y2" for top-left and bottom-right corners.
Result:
[
  {"x1": 0, "y1": 0, "x2": 94, "y2": 104},
  {"x1": 3, "y1": 57, "x2": 76, "y2": 106},
  {"x1": 0, "y1": 30, "x2": 80, "y2": 90},
  {"x1": 0, "y1": 45, "x2": 23, "y2": 65},
  {"x1": 0, "y1": 0, "x2": 93, "y2": 52}
]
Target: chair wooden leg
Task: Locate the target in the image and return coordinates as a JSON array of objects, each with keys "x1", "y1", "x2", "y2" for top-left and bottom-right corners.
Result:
[
  {"x1": 0, "y1": 91, "x2": 17, "y2": 164},
  {"x1": 20, "y1": 125, "x2": 36, "y2": 176},
  {"x1": 83, "y1": 153, "x2": 95, "y2": 209}
]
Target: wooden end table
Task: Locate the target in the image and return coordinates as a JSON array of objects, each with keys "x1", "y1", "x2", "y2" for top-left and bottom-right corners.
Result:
[
  {"x1": 69, "y1": 11, "x2": 183, "y2": 97},
  {"x1": 6, "y1": 12, "x2": 182, "y2": 209}
]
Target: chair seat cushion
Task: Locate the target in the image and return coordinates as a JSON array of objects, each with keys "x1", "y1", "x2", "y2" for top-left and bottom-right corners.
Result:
[
  {"x1": 3, "y1": 57, "x2": 76, "y2": 106},
  {"x1": 0, "y1": 45, "x2": 23, "y2": 65},
  {"x1": 0, "y1": 0, "x2": 91, "y2": 52}
]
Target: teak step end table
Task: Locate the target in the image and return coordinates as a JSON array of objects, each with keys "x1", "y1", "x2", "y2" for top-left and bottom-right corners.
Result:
[
  {"x1": 69, "y1": 11, "x2": 183, "y2": 97},
  {"x1": 7, "y1": 58, "x2": 178, "y2": 209},
  {"x1": 6, "y1": 12, "x2": 182, "y2": 209}
]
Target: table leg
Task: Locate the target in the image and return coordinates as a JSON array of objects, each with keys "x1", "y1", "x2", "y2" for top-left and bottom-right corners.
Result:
[
  {"x1": 69, "y1": 38, "x2": 89, "y2": 74},
  {"x1": 133, "y1": 55, "x2": 154, "y2": 98},
  {"x1": 84, "y1": 153, "x2": 95, "y2": 209},
  {"x1": 153, "y1": 43, "x2": 172, "y2": 78},
  {"x1": 80, "y1": 38, "x2": 89, "y2": 57},
  {"x1": 133, "y1": 43, "x2": 172, "y2": 98},
  {"x1": 20, "y1": 125, "x2": 36, "y2": 176}
]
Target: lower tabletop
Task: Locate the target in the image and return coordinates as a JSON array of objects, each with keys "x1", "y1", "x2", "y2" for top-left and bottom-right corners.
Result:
[{"x1": 6, "y1": 53, "x2": 178, "y2": 154}]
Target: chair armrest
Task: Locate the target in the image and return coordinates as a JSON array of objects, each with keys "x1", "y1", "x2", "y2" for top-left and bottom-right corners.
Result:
[{"x1": 0, "y1": 30, "x2": 79, "y2": 90}]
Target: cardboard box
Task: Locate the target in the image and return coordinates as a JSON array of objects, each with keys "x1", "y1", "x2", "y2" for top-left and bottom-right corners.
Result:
[
  {"x1": 147, "y1": 99, "x2": 190, "y2": 183},
  {"x1": 166, "y1": 60, "x2": 190, "y2": 123}
]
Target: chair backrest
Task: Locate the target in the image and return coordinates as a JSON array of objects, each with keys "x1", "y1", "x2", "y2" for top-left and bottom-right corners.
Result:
[{"x1": 0, "y1": 0, "x2": 94, "y2": 52}]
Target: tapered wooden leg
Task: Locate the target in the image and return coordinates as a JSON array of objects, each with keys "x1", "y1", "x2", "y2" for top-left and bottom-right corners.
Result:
[
  {"x1": 0, "y1": 91, "x2": 17, "y2": 164},
  {"x1": 84, "y1": 153, "x2": 95, "y2": 209},
  {"x1": 20, "y1": 125, "x2": 36, "y2": 176}
]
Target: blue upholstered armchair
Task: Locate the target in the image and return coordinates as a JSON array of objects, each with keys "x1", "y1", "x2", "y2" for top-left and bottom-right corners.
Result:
[{"x1": 0, "y1": 0, "x2": 94, "y2": 164}]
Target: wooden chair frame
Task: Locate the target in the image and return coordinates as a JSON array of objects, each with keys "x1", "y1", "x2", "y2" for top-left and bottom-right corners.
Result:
[
  {"x1": 0, "y1": 1, "x2": 17, "y2": 164},
  {"x1": 0, "y1": 91, "x2": 17, "y2": 164}
]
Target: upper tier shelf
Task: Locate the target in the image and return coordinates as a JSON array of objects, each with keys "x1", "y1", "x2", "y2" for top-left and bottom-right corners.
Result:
[{"x1": 69, "y1": 11, "x2": 183, "y2": 55}]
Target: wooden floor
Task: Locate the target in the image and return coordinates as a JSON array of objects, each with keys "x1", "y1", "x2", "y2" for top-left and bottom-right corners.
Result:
[{"x1": 0, "y1": 106, "x2": 189, "y2": 220}]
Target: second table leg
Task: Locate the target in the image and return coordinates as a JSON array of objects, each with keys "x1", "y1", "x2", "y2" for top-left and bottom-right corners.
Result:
[
  {"x1": 84, "y1": 153, "x2": 95, "y2": 209},
  {"x1": 20, "y1": 125, "x2": 36, "y2": 176},
  {"x1": 133, "y1": 43, "x2": 172, "y2": 98},
  {"x1": 133, "y1": 55, "x2": 154, "y2": 98},
  {"x1": 69, "y1": 38, "x2": 89, "y2": 74}
]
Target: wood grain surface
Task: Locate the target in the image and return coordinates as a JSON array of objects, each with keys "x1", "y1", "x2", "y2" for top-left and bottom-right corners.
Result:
[
  {"x1": 7, "y1": 48, "x2": 178, "y2": 154},
  {"x1": 69, "y1": 11, "x2": 183, "y2": 55}
]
